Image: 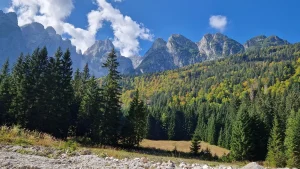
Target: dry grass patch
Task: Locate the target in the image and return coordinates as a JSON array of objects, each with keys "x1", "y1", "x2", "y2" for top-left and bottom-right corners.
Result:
[
  {"x1": 90, "y1": 147, "x2": 230, "y2": 166},
  {"x1": 140, "y1": 139, "x2": 229, "y2": 157},
  {"x1": 0, "y1": 126, "x2": 238, "y2": 166},
  {"x1": 0, "y1": 126, "x2": 63, "y2": 147}
]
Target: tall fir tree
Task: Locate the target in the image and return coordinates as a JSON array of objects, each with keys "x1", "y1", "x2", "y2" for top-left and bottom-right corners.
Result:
[
  {"x1": 79, "y1": 76, "x2": 103, "y2": 142},
  {"x1": 101, "y1": 48, "x2": 122, "y2": 145},
  {"x1": 190, "y1": 135, "x2": 201, "y2": 156},
  {"x1": 46, "y1": 48, "x2": 73, "y2": 138},
  {"x1": 9, "y1": 54, "x2": 31, "y2": 127},
  {"x1": 60, "y1": 49, "x2": 73, "y2": 138},
  {"x1": 0, "y1": 59, "x2": 12, "y2": 125},
  {"x1": 26, "y1": 47, "x2": 49, "y2": 132},
  {"x1": 207, "y1": 114, "x2": 216, "y2": 145},
  {"x1": 70, "y1": 68, "x2": 83, "y2": 136},
  {"x1": 284, "y1": 109, "x2": 300, "y2": 168},
  {"x1": 121, "y1": 89, "x2": 148, "y2": 146},
  {"x1": 266, "y1": 115, "x2": 286, "y2": 167},
  {"x1": 230, "y1": 103, "x2": 253, "y2": 161}
]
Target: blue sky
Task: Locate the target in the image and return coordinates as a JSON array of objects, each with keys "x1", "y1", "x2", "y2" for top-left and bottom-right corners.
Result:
[{"x1": 1, "y1": 0, "x2": 300, "y2": 56}]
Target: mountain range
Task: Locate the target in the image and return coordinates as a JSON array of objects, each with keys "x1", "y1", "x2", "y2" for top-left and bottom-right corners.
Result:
[{"x1": 0, "y1": 11, "x2": 292, "y2": 76}]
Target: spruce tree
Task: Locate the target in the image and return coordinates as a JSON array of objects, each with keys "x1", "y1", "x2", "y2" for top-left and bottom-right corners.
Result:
[
  {"x1": 190, "y1": 136, "x2": 201, "y2": 156},
  {"x1": 207, "y1": 114, "x2": 216, "y2": 145},
  {"x1": 266, "y1": 116, "x2": 286, "y2": 167},
  {"x1": 121, "y1": 89, "x2": 148, "y2": 146},
  {"x1": 135, "y1": 98, "x2": 148, "y2": 144},
  {"x1": 217, "y1": 128, "x2": 224, "y2": 147},
  {"x1": 284, "y1": 109, "x2": 300, "y2": 168},
  {"x1": 70, "y1": 68, "x2": 83, "y2": 136},
  {"x1": 0, "y1": 59, "x2": 12, "y2": 125},
  {"x1": 101, "y1": 48, "x2": 122, "y2": 145},
  {"x1": 79, "y1": 76, "x2": 103, "y2": 142},
  {"x1": 230, "y1": 103, "x2": 253, "y2": 161},
  {"x1": 26, "y1": 47, "x2": 49, "y2": 132},
  {"x1": 46, "y1": 48, "x2": 63, "y2": 137},
  {"x1": 9, "y1": 55, "x2": 24, "y2": 125},
  {"x1": 46, "y1": 48, "x2": 73, "y2": 138},
  {"x1": 10, "y1": 54, "x2": 31, "y2": 127},
  {"x1": 60, "y1": 49, "x2": 73, "y2": 137}
]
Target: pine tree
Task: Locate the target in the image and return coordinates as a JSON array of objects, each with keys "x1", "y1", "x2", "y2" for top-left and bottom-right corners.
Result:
[
  {"x1": 101, "y1": 48, "x2": 122, "y2": 145},
  {"x1": 60, "y1": 49, "x2": 73, "y2": 138},
  {"x1": 190, "y1": 136, "x2": 201, "y2": 156},
  {"x1": 26, "y1": 47, "x2": 49, "y2": 132},
  {"x1": 47, "y1": 48, "x2": 73, "y2": 138},
  {"x1": 79, "y1": 76, "x2": 103, "y2": 142},
  {"x1": 82, "y1": 63, "x2": 90, "y2": 82},
  {"x1": 9, "y1": 55, "x2": 24, "y2": 125},
  {"x1": 70, "y1": 68, "x2": 83, "y2": 136},
  {"x1": 9, "y1": 54, "x2": 31, "y2": 127},
  {"x1": 135, "y1": 99, "x2": 148, "y2": 144},
  {"x1": 46, "y1": 48, "x2": 63, "y2": 137},
  {"x1": 230, "y1": 103, "x2": 253, "y2": 161},
  {"x1": 284, "y1": 109, "x2": 300, "y2": 168},
  {"x1": 43, "y1": 48, "x2": 72, "y2": 138},
  {"x1": 0, "y1": 59, "x2": 12, "y2": 125},
  {"x1": 266, "y1": 116, "x2": 286, "y2": 167},
  {"x1": 121, "y1": 89, "x2": 148, "y2": 146},
  {"x1": 207, "y1": 114, "x2": 216, "y2": 145},
  {"x1": 217, "y1": 128, "x2": 224, "y2": 147}
]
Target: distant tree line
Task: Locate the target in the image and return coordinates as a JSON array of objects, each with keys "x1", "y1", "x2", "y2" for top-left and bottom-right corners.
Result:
[
  {"x1": 121, "y1": 44, "x2": 300, "y2": 167},
  {"x1": 0, "y1": 47, "x2": 148, "y2": 147}
]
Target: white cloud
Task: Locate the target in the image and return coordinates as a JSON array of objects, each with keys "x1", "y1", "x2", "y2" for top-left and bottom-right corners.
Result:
[
  {"x1": 88, "y1": 0, "x2": 153, "y2": 57},
  {"x1": 7, "y1": 0, "x2": 153, "y2": 57},
  {"x1": 209, "y1": 15, "x2": 227, "y2": 32}
]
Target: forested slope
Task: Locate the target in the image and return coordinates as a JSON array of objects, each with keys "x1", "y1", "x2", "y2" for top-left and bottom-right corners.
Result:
[{"x1": 120, "y1": 44, "x2": 300, "y2": 163}]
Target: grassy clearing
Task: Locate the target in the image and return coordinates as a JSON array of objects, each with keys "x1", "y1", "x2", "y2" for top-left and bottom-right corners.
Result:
[
  {"x1": 0, "y1": 126, "x2": 244, "y2": 166},
  {"x1": 140, "y1": 140, "x2": 230, "y2": 157},
  {"x1": 90, "y1": 147, "x2": 233, "y2": 166}
]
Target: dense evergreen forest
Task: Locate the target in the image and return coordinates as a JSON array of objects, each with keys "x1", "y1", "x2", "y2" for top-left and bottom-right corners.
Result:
[
  {"x1": 1, "y1": 43, "x2": 300, "y2": 167},
  {"x1": 0, "y1": 47, "x2": 148, "y2": 147},
  {"x1": 120, "y1": 44, "x2": 300, "y2": 166}
]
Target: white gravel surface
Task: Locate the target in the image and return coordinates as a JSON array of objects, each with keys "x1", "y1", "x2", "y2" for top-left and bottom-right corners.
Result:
[{"x1": 0, "y1": 145, "x2": 265, "y2": 169}]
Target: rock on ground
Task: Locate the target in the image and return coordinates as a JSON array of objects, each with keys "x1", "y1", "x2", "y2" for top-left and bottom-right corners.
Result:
[{"x1": 0, "y1": 145, "x2": 264, "y2": 169}]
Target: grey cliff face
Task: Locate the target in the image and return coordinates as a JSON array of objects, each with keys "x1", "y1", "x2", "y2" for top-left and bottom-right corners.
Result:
[
  {"x1": 0, "y1": 11, "x2": 26, "y2": 64},
  {"x1": 167, "y1": 34, "x2": 204, "y2": 67},
  {"x1": 136, "y1": 38, "x2": 176, "y2": 74},
  {"x1": 197, "y1": 33, "x2": 244, "y2": 60},
  {"x1": 21, "y1": 22, "x2": 82, "y2": 69},
  {"x1": 128, "y1": 55, "x2": 143, "y2": 69},
  {"x1": 83, "y1": 39, "x2": 134, "y2": 77},
  {"x1": 0, "y1": 11, "x2": 294, "y2": 77},
  {"x1": 244, "y1": 35, "x2": 290, "y2": 51},
  {"x1": 137, "y1": 35, "x2": 207, "y2": 74}
]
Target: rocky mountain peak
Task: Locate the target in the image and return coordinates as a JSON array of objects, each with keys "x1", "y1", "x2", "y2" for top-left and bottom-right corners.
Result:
[
  {"x1": 22, "y1": 22, "x2": 45, "y2": 33},
  {"x1": 244, "y1": 35, "x2": 267, "y2": 49},
  {"x1": 152, "y1": 38, "x2": 167, "y2": 50},
  {"x1": 0, "y1": 11, "x2": 25, "y2": 64},
  {"x1": 167, "y1": 34, "x2": 197, "y2": 48},
  {"x1": 83, "y1": 39, "x2": 115, "y2": 58},
  {"x1": 244, "y1": 35, "x2": 290, "y2": 50},
  {"x1": 167, "y1": 34, "x2": 201, "y2": 67},
  {"x1": 6, "y1": 12, "x2": 18, "y2": 25},
  {"x1": 265, "y1": 35, "x2": 290, "y2": 46},
  {"x1": 198, "y1": 33, "x2": 244, "y2": 60},
  {"x1": 46, "y1": 27, "x2": 56, "y2": 36}
]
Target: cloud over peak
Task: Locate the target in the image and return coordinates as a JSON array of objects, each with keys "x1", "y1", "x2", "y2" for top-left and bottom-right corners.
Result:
[
  {"x1": 209, "y1": 15, "x2": 227, "y2": 32},
  {"x1": 7, "y1": 0, "x2": 153, "y2": 57},
  {"x1": 88, "y1": 0, "x2": 153, "y2": 57}
]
